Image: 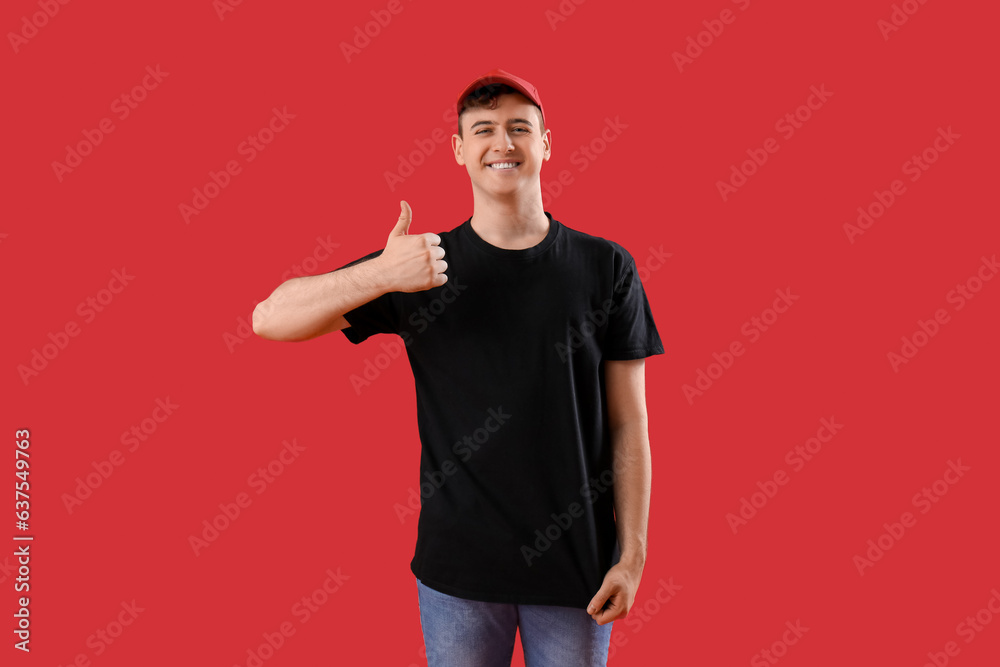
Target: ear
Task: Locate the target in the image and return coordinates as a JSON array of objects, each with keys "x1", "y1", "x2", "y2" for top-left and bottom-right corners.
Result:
[
  {"x1": 541, "y1": 128, "x2": 552, "y2": 162},
  {"x1": 451, "y1": 133, "x2": 466, "y2": 166}
]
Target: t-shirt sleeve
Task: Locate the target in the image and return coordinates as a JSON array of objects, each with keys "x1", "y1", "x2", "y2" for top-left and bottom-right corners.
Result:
[
  {"x1": 603, "y1": 250, "x2": 665, "y2": 360},
  {"x1": 331, "y1": 250, "x2": 402, "y2": 345}
]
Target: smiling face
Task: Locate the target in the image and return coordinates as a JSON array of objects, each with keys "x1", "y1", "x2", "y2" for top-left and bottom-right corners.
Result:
[{"x1": 452, "y1": 92, "x2": 551, "y2": 200}]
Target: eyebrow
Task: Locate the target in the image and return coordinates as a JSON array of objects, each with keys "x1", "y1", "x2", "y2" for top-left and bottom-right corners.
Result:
[{"x1": 470, "y1": 118, "x2": 535, "y2": 130}]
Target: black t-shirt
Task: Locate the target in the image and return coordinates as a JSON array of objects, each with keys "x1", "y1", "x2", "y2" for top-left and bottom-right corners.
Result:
[{"x1": 338, "y1": 212, "x2": 663, "y2": 607}]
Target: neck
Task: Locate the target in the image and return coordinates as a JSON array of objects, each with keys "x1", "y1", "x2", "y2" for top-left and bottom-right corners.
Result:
[{"x1": 469, "y1": 186, "x2": 549, "y2": 250}]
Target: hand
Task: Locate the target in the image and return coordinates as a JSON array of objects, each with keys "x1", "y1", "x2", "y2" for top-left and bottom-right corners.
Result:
[
  {"x1": 586, "y1": 561, "x2": 642, "y2": 625},
  {"x1": 378, "y1": 201, "x2": 448, "y2": 293}
]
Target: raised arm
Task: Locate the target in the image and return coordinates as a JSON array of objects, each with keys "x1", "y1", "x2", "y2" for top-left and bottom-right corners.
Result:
[{"x1": 252, "y1": 201, "x2": 448, "y2": 342}]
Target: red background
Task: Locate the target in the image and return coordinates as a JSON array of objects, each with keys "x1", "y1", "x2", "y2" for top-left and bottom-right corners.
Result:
[{"x1": 4, "y1": 0, "x2": 999, "y2": 665}]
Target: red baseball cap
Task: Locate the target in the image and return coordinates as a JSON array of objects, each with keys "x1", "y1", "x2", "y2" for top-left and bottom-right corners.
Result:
[{"x1": 456, "y1": 68, "x2": 545, "y2": 123}]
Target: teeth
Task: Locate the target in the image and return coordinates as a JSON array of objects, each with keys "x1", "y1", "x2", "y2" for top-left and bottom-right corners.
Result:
[{"x1": 489, "y1": 162, "x2": 518, "y2": 169}]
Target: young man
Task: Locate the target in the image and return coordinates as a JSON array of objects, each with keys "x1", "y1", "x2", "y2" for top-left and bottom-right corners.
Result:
[{"x1": 252, "y1": 68, "x2": 663, "y2": 666}]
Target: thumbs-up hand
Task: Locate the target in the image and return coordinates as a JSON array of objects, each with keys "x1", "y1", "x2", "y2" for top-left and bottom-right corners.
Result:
[{"x1": 379, "y1": 201, "x2": 448, "y2": 293}]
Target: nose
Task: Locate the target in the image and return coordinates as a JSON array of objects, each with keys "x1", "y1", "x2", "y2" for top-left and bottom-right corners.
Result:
[{"x1": 491, "y1": 129, "x2": 515, "y2": 153}]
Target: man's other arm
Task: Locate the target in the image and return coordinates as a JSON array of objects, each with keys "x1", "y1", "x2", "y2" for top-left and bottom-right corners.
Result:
[{"x1": 588, "y1": 357, "x2": 651, "y2": 625}]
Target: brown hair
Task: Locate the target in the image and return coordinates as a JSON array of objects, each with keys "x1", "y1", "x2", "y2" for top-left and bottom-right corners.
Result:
[{"x1": 458, "y1": 83, "x2": 545, "y2": 139}]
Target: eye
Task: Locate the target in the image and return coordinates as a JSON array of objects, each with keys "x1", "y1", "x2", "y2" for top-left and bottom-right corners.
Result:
[{"x1": 476, "y1": 127, "x2": 528, "y2": 135}]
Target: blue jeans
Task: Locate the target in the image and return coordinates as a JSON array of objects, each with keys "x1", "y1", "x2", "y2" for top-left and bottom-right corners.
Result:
[{"x1": 416, "y1": 578, "x2": 613, "y2": 667}]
